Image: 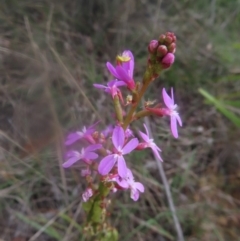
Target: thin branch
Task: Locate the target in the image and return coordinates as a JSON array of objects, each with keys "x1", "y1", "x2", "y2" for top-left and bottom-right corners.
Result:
[{"x1": 143, "y1": 116, "x2": 185, "y2": 241}]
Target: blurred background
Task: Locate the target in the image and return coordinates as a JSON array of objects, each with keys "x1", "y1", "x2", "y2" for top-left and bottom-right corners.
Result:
[{"x1": 1, "y1": 0, "x2": 240, "y2": 240}]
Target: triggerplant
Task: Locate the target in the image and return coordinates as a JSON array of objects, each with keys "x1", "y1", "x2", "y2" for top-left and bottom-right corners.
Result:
[{"x1": 63, "y1": 32, "x2": 182, "y2": 240}]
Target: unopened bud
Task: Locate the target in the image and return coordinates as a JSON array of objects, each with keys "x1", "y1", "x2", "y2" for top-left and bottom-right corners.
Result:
[
  {"x1": 168, "y1": 43, "x2": 176, "y2": 53},
  {"x1": 159, "y1": 34, "x2": 166, "y2": 44},
  {"x1": 161, "y1": 53, "x2": 175, "y2": 69},
  {"x1": 157, "y1": 45, "x2": 168, "y2": 57},
  {"x1": 166, "y1": 32, "x2": 176, "y2": 44},
  {"x1": 148, "y1": 40, "x2": 159, "y2": 54}
]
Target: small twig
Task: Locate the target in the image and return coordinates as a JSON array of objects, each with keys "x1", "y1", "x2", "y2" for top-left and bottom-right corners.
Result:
[{"x1": 143, "y1": 116, "x2": 185, "y2": 241}]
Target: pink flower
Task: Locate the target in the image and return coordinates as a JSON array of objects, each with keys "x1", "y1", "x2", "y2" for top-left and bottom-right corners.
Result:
[
  {"x1": 93, "y1": 79, "x2": 126, "y2": 100},
  {"x1": 62, "y1": 144, "x2": 102, "y2": 168},
  {"x1": 106, "y1": 50, "x2": 135, "y2": 90},
  {"x1": 162, "y1": 88, "x2": 182, "y2": 138},
  {"x1": 98, "y1": 126, "x2": 139, "y2": 178},
  {"x1": 117, "y1": 169, "x2": 144, "y2": 201},
  {"x1": 138, "y1": 124, "x2": 163, "y2": 161},
  {"x1": 65, "y1": 122, "x2": 99, "y2": 146},
  {"x1": 82, "y1": 188, "x2": 93, "y2": 202}
]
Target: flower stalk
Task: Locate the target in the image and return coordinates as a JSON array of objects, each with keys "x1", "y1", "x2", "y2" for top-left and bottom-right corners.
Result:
[{"x1": 62, "y1": 32, "x2": 182, "y2": 241}]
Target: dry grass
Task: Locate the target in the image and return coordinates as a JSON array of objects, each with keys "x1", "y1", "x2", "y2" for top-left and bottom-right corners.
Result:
[{"x1": 1, "y1": 0, "x2": 240, "y2": 240}]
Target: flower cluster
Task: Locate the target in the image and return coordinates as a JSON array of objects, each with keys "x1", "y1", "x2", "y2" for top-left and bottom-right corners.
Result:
[
  {"x1": 148, "y1": 32, "x2": 176, "y2": 69},
  {"x1": 62, "y1": 32, "x2": 182, "y2": 237}
]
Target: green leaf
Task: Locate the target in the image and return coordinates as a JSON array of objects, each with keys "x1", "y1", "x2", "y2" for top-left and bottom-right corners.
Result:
[
  {"x1": 224, "y1": 100, "x2": 240, "y2": 108},
  {"x1": 199, "y1": 88, "x2": 240, "y2": 128},
  {"x1": 15, "y1": 212, "x2": 61, "y2": 240}
]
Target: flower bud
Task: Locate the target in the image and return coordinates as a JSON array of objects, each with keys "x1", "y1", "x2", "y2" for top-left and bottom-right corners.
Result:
[
  {"x1": 159, "y1": 34, "x2": 166, "y2": 44},
  {"x1": 148, "y1": 40, "x2": 159, "y2": 54},
  {"x1": 157, "y1": 45, "x2": 168, "y2": 57},
  {"x1": 168, "y1": 43, "x2": 176, "y2": 53},
  {"x1": 161, "y1": 53, "x2": 175, "y2": 69},
  {"x1": 166, "y1": 32, "x2": 176, "y2": 44}
]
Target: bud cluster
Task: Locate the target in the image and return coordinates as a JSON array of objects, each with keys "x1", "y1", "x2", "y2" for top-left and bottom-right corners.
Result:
[{"x1": 148, "y1": 32, "x2": 177, "y2": 69}]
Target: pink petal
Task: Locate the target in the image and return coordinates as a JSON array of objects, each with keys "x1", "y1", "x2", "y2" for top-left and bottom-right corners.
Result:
[
  {"x1": 130, "y1": 189, "x2": 140, "y2": 201},
  {"x1": 84, "y1": 152, "x2": 98, "y2": 160},
  {"x1": 139, "y1": 130, "x2": 149, "y2": 142},
  {"x1": 115, "y1": 80, "x2": 126, "y2": 87},
  {"x1": 151, "y1": 147, "x2": 163, "y2": 162},
  {"x1": 162, "y1": 88, "x2": 174, "y2": 109},
  {"x1": 93, "y1": 84, "x2": 107, "y2": 89},
  {"x1": 112, "y1": 126, "x2": 125, "y2": 149},
  {"x1": 122, "y1": 50, "x2": 134, "y2": 78},
  {"x1": 117, "y1": 156, "x2": 127, "y2": 178},
  {"x1": 126, "y1": 168, "x2": 134, "y2": 180},
  {"x1": 127, "y1": 51, "x2": 134, "y2": 79},
  {"x1": 115, "y1": 66, "x2": 131, "y2": 82},
  {"x1": 117, "y1": 179, "x2": 129, "y2": 189},
  {"x1": 134, "y1": 182, "x2": 144, "y2": 193},
  {"x1": 65, "y1": 133, "x2": 81, "y2": 145},
  {"x1": 85, "y1": 144, "x2": 102, "y2": 152},
  {"x1": 176, "y1": 114, "x2": 182, "y2": 127},
  {"x1": 122, "y1": 138, "x2": 139, "y2": 155},
  {"x1": 62, "y1": 156, "x2": 80, "y2": 168},
  {"x1": 98, "y1": 154, "x2": 116, "y2": 175},
  {"x1": 106, "y1": 62, "x2": 120, "y2": 79},
  {"x1": 170, "y1": 115, "x2": 178, "y2": 138},
  {"x1": 107, "y1": 80, "x2": 118, "y2": 87}
]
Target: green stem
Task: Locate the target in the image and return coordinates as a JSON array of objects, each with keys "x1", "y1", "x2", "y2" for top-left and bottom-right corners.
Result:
[
  {"x1": 113, "y1": 95, "x2": 123, "y2": 123},
  {"x1": 134, "y1": 109, "x2": 152, "y2": 120},
  {"x1": 122, "y1": 81, "x2": 150, "y2": 130}
]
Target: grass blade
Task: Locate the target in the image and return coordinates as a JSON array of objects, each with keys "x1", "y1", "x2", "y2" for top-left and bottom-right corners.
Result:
[{"x1": 199, "y1": 88, "x2": 240, "y2": 128}]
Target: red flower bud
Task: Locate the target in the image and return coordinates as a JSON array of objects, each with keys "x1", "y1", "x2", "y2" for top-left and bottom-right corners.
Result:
[
  {"x1": 159, "y1": 34, "x2": 166, "y2": 44},
  {"x1": 157, "y1": 45, "x2": 168, "y2": 57},
  {"x1": 148, "y1": 40, "x2": 159, "y2": 54},
  {"x1": 168, "y1": 43, "x2": 176, "y2": 53},
  {"x1": 161, "y1": 53, "x2": 175, "y2": 69},
  {"x1": 166, "y1": 32, "x2": 176, "y2": 43}
]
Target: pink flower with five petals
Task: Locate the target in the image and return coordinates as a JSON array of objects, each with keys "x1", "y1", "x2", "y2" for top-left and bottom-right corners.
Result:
[
  {"x1": 98, "y1": 126, "x2": 138, "y2": 178},
  {"x1": 62, "y1": 144, "x2": 102, "y2": 168}
]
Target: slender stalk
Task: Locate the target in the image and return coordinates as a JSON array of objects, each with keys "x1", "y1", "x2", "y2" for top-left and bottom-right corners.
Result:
[
  {"x1": 143, "y1": 117, "x2": 185, "y2": 241},
  {"x1": 113, "y1": 95, "x2": 123, "y2": 123},
  {"x1": 122, "y1": 81, "x2": 151, "y2": 129},
  {"x1": 134, "y1": 109, "x2": 152, "y2": 120}
]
